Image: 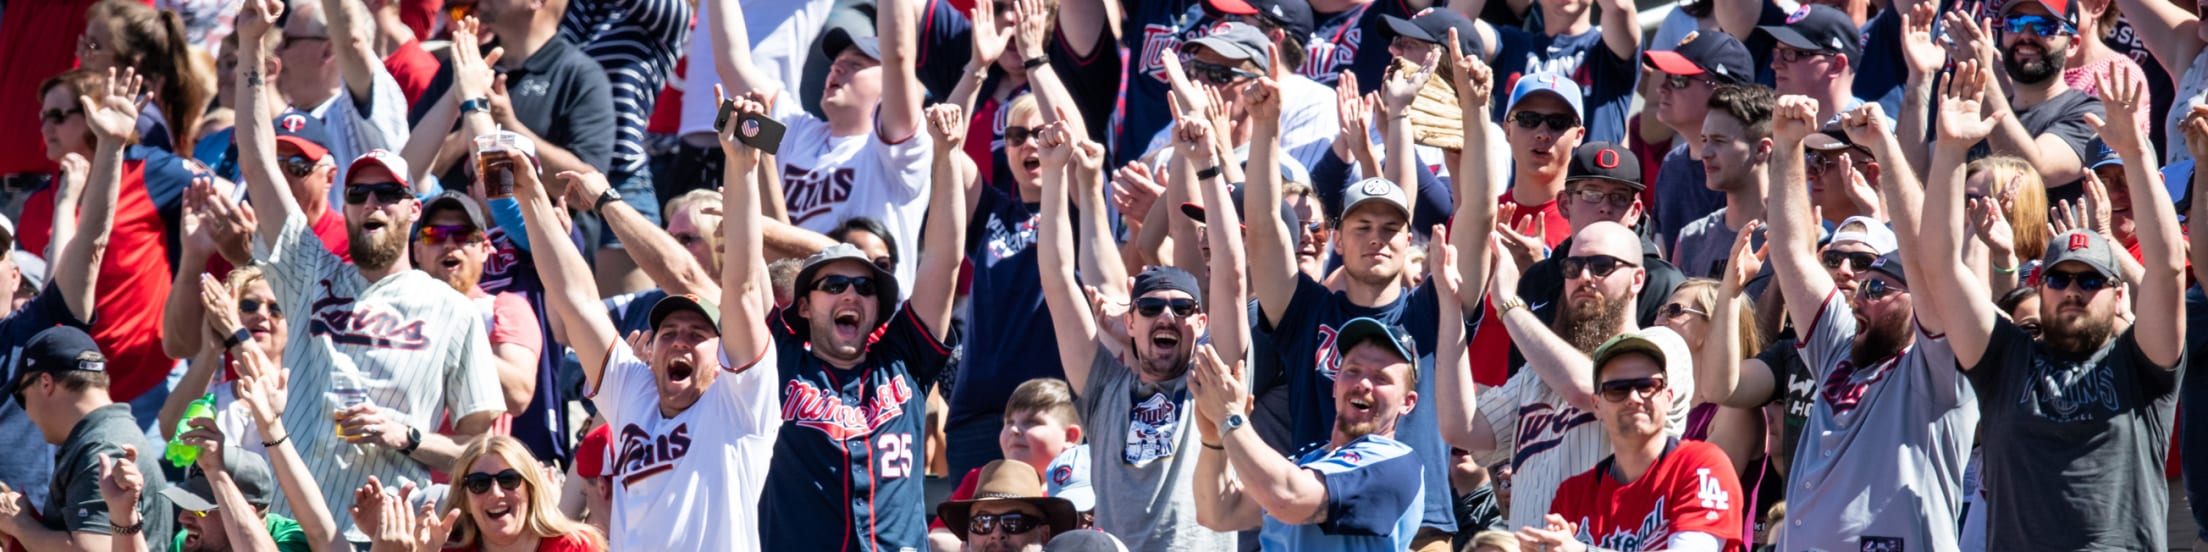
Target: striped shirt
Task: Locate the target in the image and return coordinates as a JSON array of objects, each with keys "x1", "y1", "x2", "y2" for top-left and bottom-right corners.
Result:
[
  {"x1": 251, "y1": 213, "x2": 503, "y2": 541},
  {"x1": 558, "y1": 0, "x2": 691, "y2": 177},
  {"x1": 1477, "y1": 328, "x2": 1696, "y2": 530}
]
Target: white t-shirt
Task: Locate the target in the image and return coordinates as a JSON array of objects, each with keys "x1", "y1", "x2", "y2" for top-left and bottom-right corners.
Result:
[
  {"x1": 771, "y1": 98, "x2": 933, "y2": 297},
  {"x1": 307, "y1": 65, "x2": 411, "y2": 202},
  {"x1": 251, "y1": 214, "x2": 503, "y2": 540},
  {"x1": 679, "y1": 0, "x2": 837, "y2": 138},
  {"x1": 590, "y1": 340, "x2": 780, "y2": 552},
  {"x1": 1475, "y1": 327, "x2": 1695, "y2": 530}
]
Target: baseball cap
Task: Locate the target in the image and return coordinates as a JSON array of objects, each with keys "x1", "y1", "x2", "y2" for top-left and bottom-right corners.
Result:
[
  {"x1": 1865, "y1": 251, "x2": 1908, "y2": 286},
  {"x1": 1567, "y1": 142, "x2": 1644, "y2": 191},
  {"x1": 1340, "y1": 177, "x2": 1413, "y2": 222},
  {"x1": 1381, "y1": 7, "x2": 1482, "y2": 56},
  {"x1": 2088, "y1": 140, "x2": 2123, "y2": 170},
  {"x1": 1181, "y1": 21, "x2": 1272, "y2": 69},
  {"x1": 821, "y1": 27, "x2": 882, "y2": 61},
  {"x1": 1130, "y1": 265, "x2": 1204, "y2": 305},
  {"x1": 345, "y1": 149, "x2": 414, "y2": 191},
  {"x1": 416, "y1": 191, "x2": 489, "y2": 235},
  {"x1": 1044, "y1": 444, "x2": 1094, "y2": 512},
  {"x1": 783, "y1": 243, "x2": 903, "y2": 338},
  {"x1": 1506, "y1": 71, "x2": 1586, "y2": 120},
  {"x1": 648, "y1": 293, "x2": 723, "y2": 336},
  {"x1": 1179, "y1": 185, "x2": 1301, "y2": 233},
  {"x1": 1591, "y1": 330, "x2": 1669, "y2": 377},
  {"x1": 2003, "y1": 0, "x2": 2080, "y2": 26},
  {"x1": 1827, "y1": 216, "x2": 1899, "y2": 254},
  {"x1": 6, "y1": 326, "x2": 105, "y2": 405},
  {"x1": 1045, "y1": 531, "x2": 1131, "y2": 552},
  {"x1": 575, "y1": 424, "x2": 611, "y2": 479},
  {"x1": 1644, "y1": 30, "x2": 1754, "y2": 85},
  {"x1": 15, "y1": 251, "x2": 46, "y2": 295},
  {"x1": 1759, "y1": 4, "x2": 1863, "y2": 65},
  {"x1": 2165, "y1": 159, "x2": 2195, "y2": 215},
  {"x1": 160, "y1": 447, "x2": 278, "y2": 511},
  {"x1": 1244, "y1": 0, "x2": 1314, "y2": 41},
  {"x1": 1204, "y1": 0, "x2": 1258, "y2": 15},
  {"x1": 271, "y1": 109, "x2": 332, "y2": 162},
  {"x1": 2042, "y1": 229, "x2": 2122, "y2": 280},
  {"x1": 1333, "y1": 317, "x2": 1417, "y2": 365},
  {"x1": 1804, "y1": 119, "x2": 1860, "y2": 152}
]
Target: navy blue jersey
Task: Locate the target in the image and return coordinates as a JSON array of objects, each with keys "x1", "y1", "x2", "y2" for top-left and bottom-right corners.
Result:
[
  {"x1": 761, "y1": 303, "x2": 953, "y2": 551},
  {"x1": 944, "y1": 187, "x2": 1063, "y2": 470},
  {"x1": 1853, "y1": 7, "x2": 1906, "y2": 115},
  {"x1": 1115, "y1": 0, "x2": 1218, "y2": 166},
  {"x1": 1298, "y1": 0, "x2": 1417, "y2": 89},
  {"x1": 1488, "y1": 28, "x2": 1637, "y2": 145},
  {"x1": 1257, "y1": 275, "x2": 1481, "y2": 532},
  {"x1": 914, "y1": 0, "x2": 980, "y2": 105},
  {"x1": 479, "y1": 228, "x2": 572, "y2": 465}
]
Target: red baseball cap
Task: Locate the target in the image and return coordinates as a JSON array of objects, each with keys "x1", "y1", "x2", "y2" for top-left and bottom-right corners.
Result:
[
  {"x1": 576, "y1": 424, "x2": 611, "y2": 479},
  {"x1": 1205, "y1": 0, "x2": 1257, "y2": 15}
]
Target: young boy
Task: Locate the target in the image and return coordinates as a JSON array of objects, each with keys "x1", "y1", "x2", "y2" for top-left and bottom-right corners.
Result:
[{"x1": 928, "y1": 379, "x2": 1086, "y2": 546}]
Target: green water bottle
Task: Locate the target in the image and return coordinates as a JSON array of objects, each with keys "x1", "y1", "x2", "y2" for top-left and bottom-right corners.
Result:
[{"x1": 165, "y1": 394, "x2": 216, "y2": 467}]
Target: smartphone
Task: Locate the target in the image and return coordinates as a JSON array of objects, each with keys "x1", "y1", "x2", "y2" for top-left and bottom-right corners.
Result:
[
  {"x1": 715, "y1": 98, "x2": 736, "y2": 135},
  {"x1": 736, "y1": 112, "x2": 787, "y2": 155}
]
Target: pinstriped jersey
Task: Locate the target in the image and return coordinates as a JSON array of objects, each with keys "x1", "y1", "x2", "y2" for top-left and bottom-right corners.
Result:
[
  {"x1": 760, "y1": 304, "x2": 952, "y2": 551},
  {"x1": 251, "y1": 214, "x2": 504, "y2": 541},
  {"x1": 1477, "y1": 328, "x2": 1696, "y2": 530}
]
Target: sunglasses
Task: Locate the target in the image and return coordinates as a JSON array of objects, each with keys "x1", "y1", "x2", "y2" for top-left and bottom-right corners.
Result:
[
  {"x1": 238, "y1": 298, "x2": 283, "y2": 318},
  {"x1": 39, "y1": 107, "x2": 81, "y2": 126},
  {"x1": 1567, "y1": 189, "x2": 1635, "y2": 208},
  {"x1": 417, "y1": 224, "x2": 481, "y2": 245},
  {"x1": 344, "y1": 183, "x2": 410, "y2": 205},
  {"x1": 1597, "y1": 376, "x2": 1666, "y2": 402},
  {"x1": 1660, "y1": 302, "x2": 1708, "y2": 320},
  {"x1": 969, "y1": 512, "x2": 1044, "y2": 536},
  {"x1": 1004, "y1": 126, "x2": 1036, "y2": 147},
  {"x1": 1861, "y1": 277, "x2": 1905, "y2": 300},
  {"x1": 1821, "y1": 250, "x2": 1877, "y2": 272},
  {"x1": 1511, "y1": 111, "x2": 1580, "y2": 132},
  {"x1": 2043, "y1": 270, "x2": 2110, "y2": 292},
  {"x1": 673, "y1": 232, "x2": 706, "y2": 248},
  {"x1": 1664, "y1": 74, "x2": 1718, "y2": 90},
  {"x1": 1559, "y1": 254, "x2": 1637, "y2": 279},
  {"x1": 1185, "y1": 59, "x2": 1260, "y2": 85},
  {"x1": 1134, "y1": 297, "x2": 1200, "y2": 318},
  {"x1": 812, "y1": 275, "x2": 879, "y2": 296},
  {"x1": 461, "y1": 469, "x2": 525, "y2": 494},
  {"x1": 279, "y1": 155, "x2": 322, "y2": 179},
  {"x1": 2003, "y1": 13, "x2": 2075, "y2": 36},
  {"x1": 187, "y1": 509, "x2": 214, "y2": 518},
  {"x1": 1804, "y1": 149, "x2": 1859, "y2": 175},
  {"x1": 1772, "y1": 45, "x2": 1835, "y2": 64}
]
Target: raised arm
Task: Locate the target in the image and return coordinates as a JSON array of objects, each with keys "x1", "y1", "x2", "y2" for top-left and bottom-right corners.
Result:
[
  {"x1": 1895, "y1": 2, "x2": 1945, "y2": 175},
  {"x1": 704, "y1": 0, "x2": 780, "y2": 98},
  {"x1": 879, "y1": 0, "x2": 926, "y2": 143},
  {"x1": 1765, "y1": 95, "x2": 1842, "y2": 331},
  {"x1": 2184, "y1": 108, "x2": 2208, "y2": 291},
  {"x1": 1848, "y1": 102, "x2": 1948, "y2": 334},
  {"x1": 2085, "y1": 67, "x2": 2185, "y2": 368},
  {"x1": 1697, "y1": 223, "x2": 1779, "y2": 407},
  {"x1": 320, "y1": 0, "x2": 383, "y2": 102},
  {"x1": 2110, "y1": 0, "x2": 2205, "y2": 76},
  {"x1": 1015, "y1": 0, "x2": 1091, "y2": 134},
  {"x1": 909, "y1": 104, "x2": 969, "y2": 343},
  {"x1": 720, "y1": 89, "x2": 779, "y2": 369},
  {"x1": 563, "y1": 171, "x2": 722, "y2": 298},
  {"x1": 163, "y1": 179, "x2": 220, "y2": 359},
  {"x1": 1429, "y1": 226, "x2": 1486, "y2": 451},
  {"x1": 1595, "y1": 0, "x2": 1642, "y2": 62},
  {"x1": 1036, "y1": 117, "x2": 1103, "y2": 390},
  {"x1": 1448, "y1": 31, "x2": 1498, "y2": 313},
  {"x1": 235, "y1": 0, "x2": 302, "y2": 244},
  {"x1": 55, "y1": 69, "x2": 137, "y2": 325},
  {"x1": 1240, "y1": 50, "x2": 1303, "y2": 324},
  {"x1": 1489, "y1": 243, "x2": 1597, "y2": 410},
  {"x1": 1186, "y1": 117, "x2": 1250, "y2": 362},
  {"x1": 1071, "y1": 120, "x2": 1129, "y2": 303},
  {"x1": 230, "y1": 338, "x2": 344, "y2": 551},
  {"x1": 518, "y1": 156, "x2": 617, "y2": 389},
  {"x1": 1921, "y1": 61, "x2": 2006, "y2": 368}
]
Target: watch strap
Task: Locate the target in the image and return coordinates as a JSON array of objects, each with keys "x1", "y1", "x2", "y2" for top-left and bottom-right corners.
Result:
[
  {"x1": 111, "y1": 520, "x2": 144, "y2": 535},
  {"x1": 592, "y1": 188, "x2": 622, "y2": 214},
  {"x1": 223, "y1": 328, "x2": 252, "y2": 350},
  {"x1": 458, "y1": 98, "x2": 492, "y2": 114},
  {"x1": 1022, "y1": 57, "x2": 1047, "y2": 70},
  {"x1": 1195, "y1": 166, "x2": 1222, "y2": 181},
  {"x1": 397, "y1": 426, "x2": 422, "y2": 455}
]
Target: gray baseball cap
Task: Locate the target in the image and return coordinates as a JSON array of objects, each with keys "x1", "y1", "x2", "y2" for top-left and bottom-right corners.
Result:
[
  {"x1": 160, "y1": 447, "x2": 278, "y2": 511},
  {"x1": 1339, "y1": 177, "x2": 1411, "y2": 223},
  {"x1": 1180, "y1": 22, "x2": 1271, "y2": 69},
  {"x1": 2042, "y1": 229, "x2": 2122, "y2": 280}
]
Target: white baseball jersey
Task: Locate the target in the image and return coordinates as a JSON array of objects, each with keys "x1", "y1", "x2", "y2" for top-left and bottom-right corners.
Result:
[
  {"x1": 251, "y1": 214, "x2": 503, "y2": 540},
  {"x1": 1477, "y1": 327, "x2": 1695, "y2": 530},
  {"x1": 591, "y1": 340, "x2": 780, "y2": 552},
  {"x1": 770, "y1": 98, "x2": 931, "y2": 298}
]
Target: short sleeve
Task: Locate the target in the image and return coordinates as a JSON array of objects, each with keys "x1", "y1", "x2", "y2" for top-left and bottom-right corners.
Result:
[
  {"x1": 713, "y1": 336, "x2": 780, "y2": 435},
  {"x1": 1967, "y1": 318, "x2": 2038, "y2": 394},
  {"x1": 872, "y1": 112, "x2": 936, "y2": 202},
  {"x1": 587, "y1": 339, "x2": 654, "y2": 418},
  {"x1": 54, "y1": 448, "x2": 113, "y2": 533},
  {"x1": 1313, "y1": 440, "x2": 1424, "y2": 535},
  {"x1": 443, "y1": 312, "x2": 509, "y2": 421},
  {"x1": 1662, "y1": 443, "x2": 1746, "y2": 546},
  {"x1": 874, "y1": 303, "x2": 956, "y2": 390},
  {"x1": 332, "y1": 66, "x2": 412, "y2": 157},
  {"x1": 2044, "y1": 95, "x2": 2108, "y2": 165},
  {"x1": 1076, "y1": 345, "x2": 1129, "y2": 423},
  {"x1": 488, "y1": 293, "x2": 544, "y2": 353},
  {"x1": 1793, "y1": 289, "x2": 1857, "y2": 381}
]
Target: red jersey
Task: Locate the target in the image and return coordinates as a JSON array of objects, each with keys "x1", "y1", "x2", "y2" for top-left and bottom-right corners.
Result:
[
  {"x1": 16, "y1": 161, "x2": 172, "y2": 401},
  {"x1": 1549, "y1": 440, "x2": 1744, "y2": 552}
]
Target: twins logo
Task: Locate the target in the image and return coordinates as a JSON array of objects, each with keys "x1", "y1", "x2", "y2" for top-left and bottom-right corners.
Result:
[
  {"x1": 308, "y1": 280, "x2": 431, "y2": 350},
  {"x1": 1512, "y1": 402, "x2": 1597, "y2": 467},
  {"x1": 614, "y1": 422, "x2": 692, "y2": 486},
  {"x1": 1820, "y1": 358, "x2": 1898, "y2": 417},
  {"x1": 1137, "y1": 20, "x2": 1212, "y2": 82},
  {"x1": 1051, "y1": 465, "x2": 1073, "y2": 485},
  {"x1": 2026, "y1": 357, "x2": 2120, "y2": 423},
  {"x1": 483, "y1": 228, "x2": 522, "y2": 281},
  {"x1": 782, "y1": 165, "x2": 856, "y2": 226},
  {"x1": 1574, "y1": 497, "x2": 1671, "y2": 551},
  {"x1": 1124, "y1": 393, "x2": 1183, "y2": 465},
  {"x1": 1312, "y1": 324, "x2": 1344, "y2": 381},
  {"x1": 985, "y1": 213, "x2": 1041, "y2": 261},
  {"x1": 783, "y1": 377, "x2": 915, "y2": 441}
]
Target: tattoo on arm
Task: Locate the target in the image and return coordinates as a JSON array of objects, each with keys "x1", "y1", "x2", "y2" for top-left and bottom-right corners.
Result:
[{"x1": 244, "y1": 71, "x2": 264, "y2": 87}]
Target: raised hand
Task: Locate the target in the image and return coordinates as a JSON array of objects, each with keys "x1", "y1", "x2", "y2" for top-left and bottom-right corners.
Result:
[
  {"x1": 1970, "y1": 196, "x2": 2017, "y2": 259},
  {"x1": 1111, "y1": 162, "x2": 1163, "y2": 231},
  {"x1": 1380, "y1": 55, "x2": 1435, "y2": 115},
  {"x1": 1159, "y1": 55, "x2": 1208, "y2": 121},
  {"x1": 969, "y1": 0, "x2": 1012, "y2": 69},
  {"x1": 925, "y1": 103, "x2": 967, "y2": 151},
  {"x1": 180, "y1": 177, "x2": 218, "y2": 257},
  {"x1": 2084, "y1": 64, "x2": 2147, "y2": 155},
  {"x1": 200, "y1": 273, "x2": 245, "y2": 339},
  {"x1": 1489, "y1": 234, "x2": 1526, "y2": 305},
  {"x1": 235, "y1": 360, "x2": 290, "y2": 432},
  {"x1": 1243, "y1": 53, "x2": 1284, "y2": 124},
  {"x1": 96, "y1": 446, "x2": 145, "y2": 513},
  {"x1": 1936, "y1": 60, "x2": 2003, "y2": 144},
  {"x1": 448, "y1": 17, "x2": 506, "y2": 100},
  {"x1": 352, "y1": 478, "x2": 416, "y2": 550},
  {"x1": 1448, "y1": 28, "x2": 1495, "y2": 112},
  {"x1": 714, "y1": 85, "x2": 774, "y2": 168},
  {"x1": 1070, "y1": 137, "x2": 1108, "y2": 176},
  {"x1": 556, "y1": 170, "x2": 615, "y2": 211},
  {"x1": 180, "y1": 417, "x2": 231, "y2": 474},
  {"x1": 1723, "y1": 220, "x2": 1764, "y2": 293},
  {"x1": 57, "y1": 153, "x2": 89, "y2": 199},
  {"x1": 1940, "y1": 11, "x2": 1997, "y2": 70},
  {"x1": 1187, "y1": 343, "x2": 1250, "y2": 429},
  {"x1": 1173, "y1": 117, "x2": 1218, "y2": 167},
  {"x1": 1494, "y1": 203, "x2": 1548, "y2": 269},
  {"x1": 1332, "y1": 71, "x2": 1378, "y2": 163},
  {"x1": 1840, "y1": 103, "x2": 1892, "y2": 149},
  {"x1": 201, "y1": 184, "x2": 258, "y2": 267},
  {"x1": 1772, "y1": 94, "x2": 1819, "y2": 145},
  {"x1": 236, "y1": 0, "x2": 284, "y2": 43},
  {"x1": 83, "y1": 67, "x2": 145, "y2": 145},
  {"x1": 0, "y1": 482, "x2": 28, "y2": 535},
  {"x1": 1038, "y1": 122, "x2": 1077, "y2": 169},
  {"x1": 411, "y1": 506, "x2": 461, "y2": 551},
  {"x1": 1900, "y1": 2, "x2": 1947, "y2": 77},
  {"x1": 1086, "y1": 284, "x2": 1132, "y2": 346},
  {"x1": 624, "y1": 330, "x2": 653, "y2": 358},
  {"x1": 1012, "y1": 0, "x2": 1050, "y2": 61},
  {"x1": 1428, "y1": 225, "x2": 1463, "y2": 299}
]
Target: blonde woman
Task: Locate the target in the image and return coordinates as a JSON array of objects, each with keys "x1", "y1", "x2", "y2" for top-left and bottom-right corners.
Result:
[
  {"x1": 1964, "y1": 155, "x2": 2049, "y2": 296},
  {"x1": 443, "y1": 436, "x2": 606, "y2": 552}
]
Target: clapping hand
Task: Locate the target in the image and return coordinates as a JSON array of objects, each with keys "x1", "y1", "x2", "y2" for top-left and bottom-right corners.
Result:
[
  {"x1": 1110, "y1": 162, "x2": 1163, "y2": 232},
  {"x1": 1332, "y1": 71, "x2": 1380, "y2": 167},
  {"x1": 197, "y1": 181, "x2": 259, "y2": 267},
  {"x1": 1380, "y1": 52, "x2": 1435, "y2": 116},
  {"x1": 448, "y1": 17, "x2": 506, "y2": 101},
  {"x1": 200, "y1": 273, "x2": 246, "y2": 341},
  {"x1": 1515, "y1": 514, "x2": 1587, "y2": 552},
  {"x1": 925, "y1": 104, "x2": 967, "y2": 151},
  {"x1": 1899, "y1": 1, "x2": 1947, "y2": 78},
  {"x1": 1723, "y1": 221, "x2": 1765, "y2": 294},
  {"x1": 969, "y1": 0, "x2": 1012, "y2": 70},
  {"x1": 1494, "y1": 203, "x2": 1548, "y2": 269},
  {"x1": 1187, "y1": 343, "x2": 1250, "y2": 432},
  {"x1": 1427, "y1": 225, "x2": 1463, "y2": 301}
]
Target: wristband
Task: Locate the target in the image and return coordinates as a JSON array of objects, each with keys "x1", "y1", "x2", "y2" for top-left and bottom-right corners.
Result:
[
  {"x1": 111, "y1": 520, "x2": 144, "y2": 535},
  {"x1": 1022, "y1": 57, "x2": 1047, "y2": 70},
  {"x1": 262, "y1": 433, "x2": 290, "y2": 448},
  {"x1": 223, "y1": 328, "x2": 252, "y2": 350},
  {"x1": 1202, "y1": 441, "x2": 1224, "y2": 450},
  {"x1": 1993, "y1": 264, "x2": 2020, "y2": 274},
  {"x1": 458, "y1": 97, "x2": 493, "y2": 115},
  {"x1": 1195, "y1": 166, "x2": 1222, "y2": 181}
]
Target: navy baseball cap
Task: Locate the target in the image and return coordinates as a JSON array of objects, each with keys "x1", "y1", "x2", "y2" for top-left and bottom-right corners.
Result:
[
  {"x1": 1644, "y1": 30, "x2": 1754, "y2": 85},
  {"x1": 1568, "y1": 141, "x2": 1644, "y2": 191},
  {"x1": 1132, "y1": 266, "x2": 1204, "y2": 305},
  {"x1": 1507, "y1": 71, "x2": 1586, "y2": 119},
  {"x1": 6, "y1": 326, "x2": 105, "y2": 405},
  {"x1": 822, "y1": 27, "x2": 881, "y2": 61},
  {"x1": 1865, "y1": 251, "x2": 1908, "y2": 286},
  {"x1": 1759, "y1": 4, "x2": 1863, "y2": 65},
  {"x1": 1333, "y1": 317, "x2": 1417, "y2": 365},
  {"x1": 272, "y1": 109, "x2": 332, "y2": 162},
  {"x1": 1381, "y1": 7, "x2": 1483, "y2": 56},
  {"x1": 1179, "y1": 185, "x2": 1301, "y2": 234},
  {"x1": 1245, "y1": 0, "x2": 1315, "y2": 40}
]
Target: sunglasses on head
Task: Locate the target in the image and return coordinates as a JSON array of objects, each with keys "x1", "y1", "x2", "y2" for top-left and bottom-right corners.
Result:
[
  {"x1": 239, "y1": 298, "x2": 283, "y2": 318},
  {"x1": 417, "y1": 224, "x2": 481, "y2": 245},
  {"x1": 1821, "y1": 250, "x2": 1877, "y2": 272},
  {"x1": 279, "y1": 155, "x2": 321, "y2": 179},
  {"x1": 1560, "y1": 254, "x2": 1637, "y2": 279},
  {"x1": 1004, "y1": 125, "x2": 1036, "y2": 147},
  {"x1": 461, "y1": 469, "x2": 525, "y2": 494},
  {"x1": 344, "y1": 183, "x2": 409, "y2": 205},
  {"x1": 1511, "y1": 111, "x2": 1580, "y2": 131},
  {"x1": 1185, "y1": 59, "x2": 1260, "y2": 85},
  {"x1": 1134, "y1": 297, "x2": 1199, "y2": 318},
  {"x1": 2043, "y1": 270, "x2": 2110, "y2": 292},
  {"x1": 969, "y1": 512, "x2": 1044, "y2": 536},
  {"x1": 39, "y1": 107, "x2": 81, "y2": 126},
  {"x1": 812, "y1": 275, "x2": 879, "y2": 296},
  {"x1": 1660, "y1": 302, "x2": 1707, "y2": 320},
  {"x1": 1664, "y1": 74, "x2": 1718, "y2": 90},
  {"x1": 1597, "y1": 376, "x2": 1666, "y2": 402},
  {"x1": 1772, "y1": 45, "x2": 1835, "y2": 64},
  {"x1": 2003, "y1": 13, "x2": 2075, "y2": 36},
  {"x1": 1861, "y1": 277, "x2": 1905, "y2": 300},
  {"x1": 1567, "y1": 188, "x2": 1635, "y2": 208}
]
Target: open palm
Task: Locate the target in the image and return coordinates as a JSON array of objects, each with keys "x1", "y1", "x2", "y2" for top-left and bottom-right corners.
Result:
[
  {"x1": 83, "y1": 68, "x2": 144, "y2": 143},
  {"x1": 1936, "y1": 61, "x2": 2000, "y2": 143}
]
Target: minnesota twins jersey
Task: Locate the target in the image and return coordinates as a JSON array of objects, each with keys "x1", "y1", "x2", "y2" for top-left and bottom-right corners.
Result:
[
  {"x1": 1115, "y1": 0, "x2": 1214, "y2": 166},
  {"x1": 478, "y1": 227, "x2": 573, "y2": 465},
  {"x1": 760, "y1": 304, "x2": 952, "y2": 551},
  {"x1": 1296, "y1": 0, "x2": 1415, "y2": 89},
  {"x1": 1785, "y1": 290, "x2": 1977, "y2": 552},
  {"x1": 1258, "y1": 435, "x2": 1425, "y2": 551},
  {"x1": 1549, "y1": 440, "x2": 1745, "y2": 552},
  {"x1": 592, "y1": 340, "x2": 779, "y2": 551},
  {"x1": 769, "y1": 95, "x2": 931, "y2": 298},
  {"x1": 1476, "y1": 328, "x2": 1694, "y2": 530},
  {"x1": 251, "y1": 214, "x2": 504, "y2": 540}
]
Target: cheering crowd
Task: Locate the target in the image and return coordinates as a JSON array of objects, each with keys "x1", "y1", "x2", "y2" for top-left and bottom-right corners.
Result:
[{"x1": 2, "y1": 0, "x2": 2208, "y2": 547}]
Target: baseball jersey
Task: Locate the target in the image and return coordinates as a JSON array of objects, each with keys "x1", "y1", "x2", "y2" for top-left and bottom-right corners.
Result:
[
  {"x1": 1297, "y1": 0, "x2": 1415, "y2": 89},
  {"x1": 1476, "y1": 328, "x2": 1695, "y2": 531},
  {"x1": 1784, "y1": 289, "x2": 1978, "y2": 552},
  {"x1": 475, "y1": 228, "x2": 571, "y2": 464},
  {"x1": 1115, "y1": 0, "x2": 1214, "y2": 167},
  {"x1": 1549, "y1": 439, "x2": 1745, "y2": 552},
  {"x1": 1257, "y1": 435, "x2": 1425, "y2": 551},
  {"x1": 251, "y1": 214, "x2": 504, "y2": 540},
  {"x1": 759, "y1": 303, "x2": 952, "y2": 551},
  {"x1": 590, "y1": 338, "x2": 779, "y2": 551},
  {"x1": 770, "y1": 94, "x2": 931, "y2": 298}
]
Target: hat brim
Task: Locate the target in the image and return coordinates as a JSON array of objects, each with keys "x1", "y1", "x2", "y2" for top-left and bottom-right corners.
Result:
[
  {"x1": 345, "y1": 155, "x2": 413, "y2": 190},
  {"x1": 1333, "y1": 318, "x2": 1414, "y2": 364},
  {"x1": 1592, "y1": 337, "x2": 1668, "y2": 376},
  {"x1": 782, "y1": 255, "x2": 901, "y2": 340},
  {"x1": 1643, "y1": 50, "x2": 1706, "y2": 76},
  {"x1": 1179, "y1": 37, "x2": 1264, "y2": 63},
  {"x1": 648, "y1": 295, "x2": 722, "y2": 336},
  {"x1": 160, "y1": 483, "x2": 220, "y2": 513},
  {"x1": 1803, "y1": 131, "x2": 1856, "y2": 152},
  {"x1": 1204, "y1": 0, "x2": 1259, "y2": 15},
  {"x1": 1179, "y1": 202, "x2": 1211, "y2": 223},
  {"x1": 1380, "y1": 15, "x2": 1436, "y2": 43},
  {"x1": 822, "y1": 27, "x2": 882, "y2": 61},
  {"x1": 273, "y1": 136, "x2": 331, "y2": 162},
  {"x1": 938, "y1": 496, "x2": 1081, "y2": 541},
  {"x1": 1567, "y1": 174, "x2": 1647, "y2": 192},
  {"x1": 1756, "y1": 25, "x2": 1825, "y2": 52}
]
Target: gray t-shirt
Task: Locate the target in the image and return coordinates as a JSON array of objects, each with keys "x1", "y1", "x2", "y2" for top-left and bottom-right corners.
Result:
[
  {"x1": 1653, "y1": 144, "x2": 1724, "y2": 251},
  {"x1": 1783, "y1": 290, "x2": 1978, "y2": 552},
  {"x1": 46, "y1": 403, "x2": 173, "y2": 546},
  {"x1": 1670, "y1": 209, "x2": 1773, "y2": 299},
  {"x1": 1967, "y1": 319, "x2": 2178, "y2": 551},
  {"x1": 1076, "y1": 347, "x2": 1234, "y2": 552},
  {"x1": 1970, "y1": 90, "x2": 2104, "y2": 187}
]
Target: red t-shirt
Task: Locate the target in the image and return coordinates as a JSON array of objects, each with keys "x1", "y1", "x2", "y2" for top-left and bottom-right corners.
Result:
[
  {"x1": 452, "y1": 533, "x2": 601, "y2": 552},
  {"x1": 16, "y1": 162, "x2": 172, "y2": 401},
  {"x1": 384, "y1": 40, "x2": 441, "y2": 107},
  {"x1": 0, "y1": 0, "x2": 103, "y2": 175},
  {"x1": 1549, "y1": 440, "x2": 1746, "y2": 551},
  {"x1": 1496, "y1": 191, "x2": 1570, "y2": 249}
]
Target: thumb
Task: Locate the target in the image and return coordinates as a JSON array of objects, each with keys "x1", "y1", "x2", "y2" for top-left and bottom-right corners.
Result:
[
  {"x1": 98, "y1": 454, "x2": 114, "y2": 481},
  {"x1": 120, "y1": 444, "x2": 138, "y2": 463},
  {"x1": 2082, "y1": 113, "x2": 2106, "y2": 134},
  {"x1": 483, "y1": 46, "x2": 505, "y2": 67}
]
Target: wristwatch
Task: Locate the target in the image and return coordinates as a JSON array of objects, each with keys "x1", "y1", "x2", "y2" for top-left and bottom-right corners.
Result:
[
  {"x1": 592, "y1": 187, "x2": 623, "y2": 214},
  {"x1": 458, "y1": 97, "x2": 493, "y2": 115},
  {"x1": 1496, "y1": 296, "x2": 1528, "y2": 316},
  {"x1": 396, "y1": 426, "x2": 422, "y2": 455},
  {"x1": 1220, "y1": 413, "x2": 1246, "y2": 436}
]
